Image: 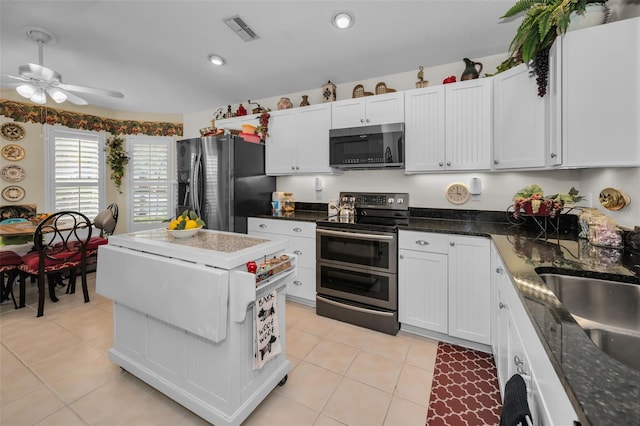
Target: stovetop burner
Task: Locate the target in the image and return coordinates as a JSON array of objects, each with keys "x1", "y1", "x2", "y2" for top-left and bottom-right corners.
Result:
[{"x1": 318, "y1": 192, "x2": 409, "y2": 232}]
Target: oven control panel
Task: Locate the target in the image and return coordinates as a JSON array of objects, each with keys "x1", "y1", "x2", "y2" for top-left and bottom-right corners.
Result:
[{"x1": 341, "y1": 192, "x2": 409, "y2": 210}]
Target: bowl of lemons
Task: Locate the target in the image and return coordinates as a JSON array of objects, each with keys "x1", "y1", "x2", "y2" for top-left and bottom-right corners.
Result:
[{"x1": 167, "y1": 210, "x2": 205, "y2": 239}]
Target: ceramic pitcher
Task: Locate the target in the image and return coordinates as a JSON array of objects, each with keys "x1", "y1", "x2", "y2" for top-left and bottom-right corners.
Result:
[{"x1": 461, "y1": 58, "x2": 483, "y2": 81}]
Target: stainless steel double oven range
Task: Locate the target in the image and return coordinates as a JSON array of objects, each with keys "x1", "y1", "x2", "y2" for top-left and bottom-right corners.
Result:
[{"x1": 316, "y1": 192, "x2": 409, "y2": 335}]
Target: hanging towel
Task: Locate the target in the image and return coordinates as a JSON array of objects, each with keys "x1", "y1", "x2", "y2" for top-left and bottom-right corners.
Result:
[
  {"x1": 500, "y1": 374, "x2": 532, "y2": 426},
  {"x1": 254, "y1": 290, "x2": 281, "y2": 369}
]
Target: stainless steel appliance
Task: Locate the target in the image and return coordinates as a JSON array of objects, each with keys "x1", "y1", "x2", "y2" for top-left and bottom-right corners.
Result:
[
  {"x1": 316, "y1": 192, "x2": 409, "y2": 335},
  {"x1": 329, "y1": 123, "x2": 404, "y2": 169},
  {"x1": 176, "y1": 136, "x2": 275, "y2": 233}
]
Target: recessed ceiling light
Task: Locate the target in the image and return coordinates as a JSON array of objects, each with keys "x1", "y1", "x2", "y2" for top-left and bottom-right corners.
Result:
[
  {"x1": 332, "y1": 12, "x2": 354, "y2": 30},
  {"x1": 208, "y1": 54, "x2": 226, "y2": 66}
]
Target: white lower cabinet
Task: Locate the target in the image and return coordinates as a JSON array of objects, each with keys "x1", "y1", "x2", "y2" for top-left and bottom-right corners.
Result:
[
  {"x1": 398, "y1": 231, "x2": 490, "y2": 345},
  {"x1": 491, "y1": 243, "x2": 577, "y2": 425},
  {"x1": 248, "y1": 218, "x2": 316, "y2": 305},
  {"x1": 398, "y1": 232, "x2": 448, "y2": 333}
]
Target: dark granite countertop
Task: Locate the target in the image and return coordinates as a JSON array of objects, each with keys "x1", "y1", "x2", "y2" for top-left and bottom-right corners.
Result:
[{"x1": 256, "y1": 206, "x2": 640, "y2": 425}]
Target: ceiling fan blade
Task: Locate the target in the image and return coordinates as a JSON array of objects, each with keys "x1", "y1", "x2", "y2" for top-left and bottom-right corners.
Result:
[
  {"x1": 53, "y1": 87, "x2": 89, "y2": 105},
  {"x1": 57, "y1": 82, "x2": 124, "y2": 99},
  {"x1": 19, "y1": 63, "x2": 61, "y2": 82},
  {"x1": 1, "y1": 73, "x2": 31, "y2": 83}
]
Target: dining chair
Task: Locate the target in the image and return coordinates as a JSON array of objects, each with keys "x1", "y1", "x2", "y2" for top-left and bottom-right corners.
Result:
[
  {"x1": 0, "y1": 251, "x2": 23, "y2": 309},
  {"x1": 17, "y1": 211, "x2": 92, "y2": 317}
]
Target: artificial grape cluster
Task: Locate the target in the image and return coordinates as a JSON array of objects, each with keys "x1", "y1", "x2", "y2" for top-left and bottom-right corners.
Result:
[{"x1": 532, "y1": 47, "x2": 551, "y2": 97}]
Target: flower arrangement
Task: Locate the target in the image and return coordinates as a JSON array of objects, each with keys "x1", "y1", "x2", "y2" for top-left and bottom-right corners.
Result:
[
  {"x1": 105, "y1": 135, "x2": 129, "y2": 194},
  {"x1": 512, "y1": 184, "x2": 583, "y2": 219}
]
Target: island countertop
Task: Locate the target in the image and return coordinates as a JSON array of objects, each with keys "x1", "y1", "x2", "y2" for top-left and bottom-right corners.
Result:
[{"x1": 106, "y1": 228, "x2": 288, "y2": 270}]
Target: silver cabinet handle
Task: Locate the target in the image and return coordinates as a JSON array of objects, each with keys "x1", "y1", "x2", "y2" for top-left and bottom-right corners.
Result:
[
  {"x1": 259, "y1": 224, "x2": 267, "y2": 229},
  {"x1": 296, "y1": 166, "x2": 299, "y2": 170},
  {"x1": 399, "y1": 254, "x2": 404, "y2": 259},
  {"x1": 293, "y1": 280, "x2": 302, "y2": 286},
  {"x1": 365, "y1": 118, "x2": 370, "y2": 123},
  {"x1": 360, "y1": 118, "x2": 365, "y2": 123},
  {"x1": 496, "y1": 267, "x2": 503, "y2": 274},
  {"x1": 415, "y1": 240, "x2": 429, "y2": 246},
  {"x1": 439, "y1": 162, "x2": 444, "y2": 167},
  {"x1": 494, "y1": 159, "x2": 499, "y2": 164},
  {"x1": 446, "y1": 161, "x2": 452, "y2": 166},
  {"x1": 499, "y1": 302, "x2": 506, "y2": 309},
  {"x1": 449, "y1": 242, "x2": 455, "y2": 247},
  {"x1": 293, "y1": 250, "x2": 302, "y2": 255},
  {"x1": 550, "y1": 153, "x2": 557, "y2": 158},
  {"x1": 293, "y1": 227, "x2": 302, "y2": 232}
]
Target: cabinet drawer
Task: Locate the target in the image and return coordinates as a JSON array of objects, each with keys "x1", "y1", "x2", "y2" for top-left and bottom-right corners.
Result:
[
  {"x1": 399, "y1": 230, "x2": 449, "y2": 253},
  {"x1": 248, "y1": 218, "x2": 316, "y2": 237},
  {"x1": 286, "y1": 266, "x2": 316, "y2": 303},
  {"x1": 288, "y1": 236, "x2": 316, "y2": 269}
]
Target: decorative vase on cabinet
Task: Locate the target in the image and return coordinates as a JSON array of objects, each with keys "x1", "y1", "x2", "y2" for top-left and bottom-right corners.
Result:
[{"x1": 277, "y1": 97, "x2": 293, "y2": 110}]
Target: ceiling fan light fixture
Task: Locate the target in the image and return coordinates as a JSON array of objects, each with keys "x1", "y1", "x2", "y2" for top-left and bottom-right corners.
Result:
[
  {"x1": 16, "y1": 83, "x2": 36, "y2": 99},
  {"x1": 47, "y1": 88, "x2": 68, "y2": 103},
  {"x1": 332, "y1": 12, "x2": 354, "y2": 30},
  {"x1": 208, "y1": 54, "x2": 226, "y2": 66},
  {"x1": 30, "y1": 90, "x2": 47, "y2": 105}
]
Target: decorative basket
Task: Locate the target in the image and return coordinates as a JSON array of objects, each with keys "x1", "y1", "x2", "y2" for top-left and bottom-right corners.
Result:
[
  {"x1": 375, "y1": 82, "x2": 396, "y2": 95},
  {"x1": 352, "y1": 84, "x2": 374, "y2": 98}
]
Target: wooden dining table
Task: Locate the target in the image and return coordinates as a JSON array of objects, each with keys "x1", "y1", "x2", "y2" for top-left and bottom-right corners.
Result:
[{"x1": 0, "y1": 221, "x2": 38, "y2": 238}]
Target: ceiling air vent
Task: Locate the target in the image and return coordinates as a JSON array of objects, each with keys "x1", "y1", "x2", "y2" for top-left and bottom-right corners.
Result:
[{"x1": 223, "y1": 15, "x2": 260, "y2": 42}]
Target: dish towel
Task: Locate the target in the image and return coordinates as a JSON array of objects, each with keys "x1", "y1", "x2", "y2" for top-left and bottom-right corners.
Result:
[
  {"x1": 500, "y1": 374, "x2": 532, "y2": 426},
  {"x1": 254, "y1": 290, "x2": 281, "y2": 370}
]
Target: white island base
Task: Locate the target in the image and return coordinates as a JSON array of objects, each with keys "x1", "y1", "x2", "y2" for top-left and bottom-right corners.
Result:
[{"x1": 97, "y1": 229, "x2": 292, "y2": 426}]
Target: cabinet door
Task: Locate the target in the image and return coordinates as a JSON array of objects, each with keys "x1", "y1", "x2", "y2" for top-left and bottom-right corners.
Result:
[
  {"x1": 562, "y1": 18, "x2": 640, "y2": 167},
  {"x1": 295, "y1": 104, "x2": 333, "y2": 173},
  {"x1": 364, "y1": 92, "x2": 405, "y2": 126},
  {"x1": 547, "y1": 38, "x2": 562, "y2": 166},
  {"x1": 404, "y1": 86, "x2": 446, "y2": 172},
  {"x1": 445, "y1": 79, "x2": 493, "y2": 171},
  {"x1": 448, "y1": 235, "x2": 491, "y2": 344},
  {"x1": 490, "y1": 243, "x2": 510, "y2": 394},
  {"x1": 398, "y1": 248, "x2": 448, "y2": 333},
  {"x1": 493, "y1": 64, "x2": 547, "y2": 169},
  {"x1": 331, "y1": 98, "x2": 366, "y2": 129},
  {"x1": 266, "y1": 109, "x2": 298, "y2": 175}
]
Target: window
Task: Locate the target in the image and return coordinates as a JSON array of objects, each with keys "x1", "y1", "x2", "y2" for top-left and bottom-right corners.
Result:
[
  {"x1": 127, "y1": 135, "x2": 174, "y2": 231},
  {"x1": 44, "y1": 125, "x2": 105, "y2": 217}
]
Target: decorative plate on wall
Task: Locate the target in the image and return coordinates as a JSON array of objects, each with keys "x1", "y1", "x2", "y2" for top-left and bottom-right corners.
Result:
[
  {"x1": 2, "y1": 185, "x2": 26, "y2": 202},
  {"x1": 1, "y1": 122, "x2": 26, "y2": 141},
  {"x1": 1, "y1": 144, "x2": 25, "y2": 161},
  {"x1": 1, "y1": 165, "x2": 26, "y2": 182}
]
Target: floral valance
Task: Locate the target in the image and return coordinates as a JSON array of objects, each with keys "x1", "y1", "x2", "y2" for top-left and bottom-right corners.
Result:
[{"x1": 0, "y1": 99, "x2": 183, "y2": 137}]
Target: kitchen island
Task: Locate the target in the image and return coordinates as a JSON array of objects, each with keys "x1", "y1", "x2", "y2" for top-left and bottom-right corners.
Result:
[{"x1": 96, "y1": 228, "x2": 295, "y2": 426}]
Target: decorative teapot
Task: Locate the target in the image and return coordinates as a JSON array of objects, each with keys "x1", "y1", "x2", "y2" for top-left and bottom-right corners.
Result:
[
  {"x1": 461, "y1": 58, "x2": 483, "y2": 81},
  {"x1": 338, "y1": 195, "x2": 356, "y2": 222}
]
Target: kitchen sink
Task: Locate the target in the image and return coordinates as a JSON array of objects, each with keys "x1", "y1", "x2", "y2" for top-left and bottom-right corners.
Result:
[{"x1": 538, "y1": 273, "x2": 640, "y2": 371}]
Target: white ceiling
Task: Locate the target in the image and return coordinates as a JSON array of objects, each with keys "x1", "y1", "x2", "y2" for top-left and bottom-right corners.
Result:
[{"x1": 0, "y1": 1, "x2": 519, "y2": 115}]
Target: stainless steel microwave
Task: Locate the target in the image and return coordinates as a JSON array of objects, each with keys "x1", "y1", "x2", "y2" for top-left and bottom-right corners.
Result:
[{"x1": 329, "y1": 123, "x2": 404, "y2": 169}]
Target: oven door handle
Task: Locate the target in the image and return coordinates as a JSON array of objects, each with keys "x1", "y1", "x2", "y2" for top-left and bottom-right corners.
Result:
[
  {"x1": 317, "y1": 228, "x2": 395, "y2": 241},
  {"x1": 316, "y1": 295, "x2": 395, "y2": 317}
]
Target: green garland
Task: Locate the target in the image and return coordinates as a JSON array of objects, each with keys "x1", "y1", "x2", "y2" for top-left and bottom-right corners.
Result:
[{"x1": 105, "y1": 135, "x2": 129, "y2": 193}]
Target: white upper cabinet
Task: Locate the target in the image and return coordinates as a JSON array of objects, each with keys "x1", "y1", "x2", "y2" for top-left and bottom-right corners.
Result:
[
  {"x1": 404, "y1": 86, "x2": 446, "y2": 172},
  {"x1": 331, "y1": 92, "x2": 404, "y2": 129},
  {"x1": 561, "y1": 17, "x2": 640, "y2": 168},
  {"x1": 266, "y1": 104, "x2": 333, "y2": 175},
  {"x1": 405, "y1": 79, "x2": 493, "y2": 172},
  {"x1": 215, "y1": 114, "x2": 260, "y2": 132},
  {"x1": 445, "y1": 78, "x2": 493, "y2": 171},
  {"x1": 493, "y1": 64, "x2": 548, "y2": 169}
]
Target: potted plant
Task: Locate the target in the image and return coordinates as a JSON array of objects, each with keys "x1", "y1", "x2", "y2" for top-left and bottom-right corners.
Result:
[
  {"x1": 512, "y1": 184, "x2": 584, "y2": 219},
  {"x1": 497, "y1": 0, "x2": 608, "y2": 96}
]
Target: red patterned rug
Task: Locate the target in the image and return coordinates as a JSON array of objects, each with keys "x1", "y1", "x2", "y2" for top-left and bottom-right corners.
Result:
[{"x1": 426, "y1": 343, "x2": 502, "y2": 425}]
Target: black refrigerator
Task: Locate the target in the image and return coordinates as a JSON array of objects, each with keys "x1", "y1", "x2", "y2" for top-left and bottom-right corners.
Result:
[{"x1": 176, "y1": 136, "x2": 275, "y2": 234}]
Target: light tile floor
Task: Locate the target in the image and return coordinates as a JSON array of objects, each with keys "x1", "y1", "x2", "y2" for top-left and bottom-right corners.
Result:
[{"x1": 1, "y1": 273, "x2": 439, "y2": 425}]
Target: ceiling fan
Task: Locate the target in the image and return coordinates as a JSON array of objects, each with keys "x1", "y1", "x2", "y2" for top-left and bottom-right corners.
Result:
[{"x1": 1, "y1": 26, "x2": 124, "y2": 105}]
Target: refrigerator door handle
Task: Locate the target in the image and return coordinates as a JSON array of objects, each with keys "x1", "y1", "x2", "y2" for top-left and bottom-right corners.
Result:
[{"x1": 192, "y1": 152, "x2": 202, "y2": 216}]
